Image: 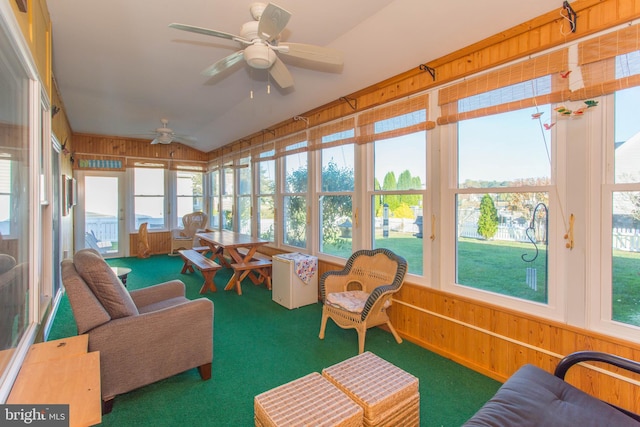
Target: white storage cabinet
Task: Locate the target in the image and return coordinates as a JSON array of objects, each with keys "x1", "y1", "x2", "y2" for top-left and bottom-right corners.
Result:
[{"x1": 272, "y1": 253, "x2": 318, "y2": 309}]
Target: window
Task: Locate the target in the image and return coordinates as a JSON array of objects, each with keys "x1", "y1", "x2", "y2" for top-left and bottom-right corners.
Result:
[
  {"x1": 176, "y1": 170, "x2": 203, "y2": 225},
  {"x1": 237, "y1": 156, "x2": 252, "y2": 235},
  {"x1": 319, "y1": 143, "x2": 354, "y2": 257},
  {"x1": 456, "y1": 106, "x2": 552, "y2": 303},
  {"x1": 608, "y1": 86, "x2": 640, "y2": 328},
  {"x1": 222, "y1": 164, "x2": 234, "y2": 231},
  {"x1": 134, "y1": 167, "x2": 166, "y2": 230},
  {"x1": 372, "y1": 131, "x2": 425, "y2": 275},
  {"x1": 256, "y1": 149, "x2": 275, "y2": 241},
  {"x1": 208, "y1": 169, "x2": 220, "y2": 230},
  {"x1": 0, "y1": 159, "x2": 10, "y2": 236},
  {"x1": 283, "y1": 142, "x2": 308, "y2": 248},
  {"x1": 0, "y1": 11, "x2": 35, "y2": 394}
]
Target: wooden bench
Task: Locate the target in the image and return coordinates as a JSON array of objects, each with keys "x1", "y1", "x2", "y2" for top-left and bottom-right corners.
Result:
[
  {"x1": 236, "y1": 247, "x2": 272, "y2": 261},
  {"x1": 192, "y1": 245, "x2": 212, "y2": 257},
  {"x1": 225, "y1": 259, "x2": 273, "y2": 295},
  {"x1": 178, "y1": 249, "x2": 222, "y2": 294}
]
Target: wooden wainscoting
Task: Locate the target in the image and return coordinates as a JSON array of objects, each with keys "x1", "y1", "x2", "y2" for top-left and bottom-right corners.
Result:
[
  {"x1": 129, "y1": 231, "x2": 171, "y2": 256},
  {"x1": 388, "y1": 282, "x2": 640, "y2": 415}
]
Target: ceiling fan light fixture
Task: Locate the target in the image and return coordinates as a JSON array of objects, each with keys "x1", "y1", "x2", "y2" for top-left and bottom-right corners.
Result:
[
  {"x1": 157, "y1": 133, "x2": 173, "y2": 144},
  {"x1": 244, "y1": 43, "x2": 276, "y2": 69}
]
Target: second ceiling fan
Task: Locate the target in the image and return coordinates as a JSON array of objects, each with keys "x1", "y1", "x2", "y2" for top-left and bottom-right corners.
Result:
[{"x1": 169, "y1": 2, "x2": 343, "y2": 89}]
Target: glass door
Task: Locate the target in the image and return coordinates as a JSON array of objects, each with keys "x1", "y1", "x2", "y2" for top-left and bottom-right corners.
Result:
[{"x1": 77, "y1": 172, "x2": 126, "y2": 258}]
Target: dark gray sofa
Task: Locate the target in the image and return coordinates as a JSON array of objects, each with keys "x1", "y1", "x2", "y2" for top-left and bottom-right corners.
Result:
[{"x1": 464, "y1": 351, "x2": 640, "y2": 426}]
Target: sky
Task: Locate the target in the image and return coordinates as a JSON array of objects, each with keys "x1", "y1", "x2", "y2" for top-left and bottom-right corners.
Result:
[{"x1": 458, "y1": 106, "x2": 552, "y2": 183}]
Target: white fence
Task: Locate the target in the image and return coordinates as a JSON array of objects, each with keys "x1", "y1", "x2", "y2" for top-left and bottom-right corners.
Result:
[
  {"x1": 459, "y1": 223, "x2": 640, "y2": 252},
  {"x1": 613, "y1": 228, "x2": 640, "y2": 252},
  {"x1": 459, "y1": 223, "x2": 532, "y2": 243}
]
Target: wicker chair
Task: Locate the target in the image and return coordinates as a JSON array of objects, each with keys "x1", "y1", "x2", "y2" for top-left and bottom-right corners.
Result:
[
  {"x1": 319, "y1": 248, "x2": 408, "y2": 354},
  {"x1": 170, "y1": 211, "x2": 208, "y2": 255}
]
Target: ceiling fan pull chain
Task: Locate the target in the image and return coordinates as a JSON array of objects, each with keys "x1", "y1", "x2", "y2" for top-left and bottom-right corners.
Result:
[{"x1": 267, "y1": 70, "x2": 271, "y2": 95}]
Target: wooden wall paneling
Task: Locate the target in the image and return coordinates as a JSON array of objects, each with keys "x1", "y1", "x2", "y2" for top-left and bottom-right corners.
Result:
[
  {"x1": 129, "y1": 231, "x2": 171, "y2": 256},
  {"x1": 73, "y1": 133, "x2": 208, "y2": 162},
  {"x1": 387, "y1": 282, "x2": 640, "y2": 414},
  {"x1": 620, "y1": 0, "x2": 640, "y2": 17}
]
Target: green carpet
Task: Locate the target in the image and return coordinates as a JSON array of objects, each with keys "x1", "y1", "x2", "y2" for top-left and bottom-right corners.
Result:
[{"x1": 49, "y1": 255, "x2": 500, "y2": 426}]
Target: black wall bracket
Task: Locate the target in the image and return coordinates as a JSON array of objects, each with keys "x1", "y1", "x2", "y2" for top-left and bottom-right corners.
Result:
[
  {"x1": 563, "y1": 1, "x2": 577, "y2": 33},
  {"x1": 340, "y1": 96, "x2": 357, "y2": 111},
  {"x1": 419, "y1": 64, "x2": 436, "y2": 81}
]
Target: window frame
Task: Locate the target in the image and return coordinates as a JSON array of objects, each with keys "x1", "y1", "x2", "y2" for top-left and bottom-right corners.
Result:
[
  {"x1": 0, "y1": 0, "x2": 42, "y2": 401},
  {"x1": 175, "y1": 169, "x2": 204, "y2": 228},
  {"x1": 207, "y1": 168, "x2": 221, "y2": 231},
  {"x1": 281, "y1": 141, "x2": 310, "y2": 251},
  {"x1": 439, "y1": 108, "x2": 567, "y2": 322},
  {"x1": 255, "y1": 155, "x2": 276, "y2": 242},
  {"x1": 132, "y1": 166, "x2": 168, "y2": 232},
  {"x1": 317, "y1": 142, "x2": 355, "y2": 259},
  {"x1": 589, "y1": 90, "x2": 640, "y2": 341}
]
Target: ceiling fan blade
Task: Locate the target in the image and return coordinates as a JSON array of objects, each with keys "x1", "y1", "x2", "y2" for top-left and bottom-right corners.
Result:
[
  {"x1": 269, "y1": 56, "x2": 294, "y2": 89},
  {"x1": 169, "y1": 23, "x2": 248, "y2": 44},
  {"x1": 202, "y1": 50, "x2": 245, "y2": 77},
  {"x1": 258, "y1": 3, "x2": 291, "y2": 43},
  {"x1": 150, "y1": 138, "x2": 160, "y2": 145},
  {"x1": 277, "y1": 43, "x2": 344, "y2": 66}
]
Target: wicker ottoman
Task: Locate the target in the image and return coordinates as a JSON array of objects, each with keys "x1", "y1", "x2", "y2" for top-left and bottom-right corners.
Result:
[
  {"x1": 254, "y1": 372, "x2": 363, "y2": 427},
  {"x1": 322, "y1": 352, "x2": 420, "y2": 427}
]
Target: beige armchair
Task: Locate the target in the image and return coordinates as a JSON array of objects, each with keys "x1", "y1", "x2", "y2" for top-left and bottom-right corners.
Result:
[
  {"x1": 170, "y1": 212, "x2": 208, "y2": 255},
  {"x1": 319, "y1": 248, "x2": 408, "y2": 354},
  {"x1": 61, "y1": 249, "x2": 213, "y2": 413}
]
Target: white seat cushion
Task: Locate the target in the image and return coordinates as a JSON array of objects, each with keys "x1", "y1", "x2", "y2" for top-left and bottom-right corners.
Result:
[{"x1": 326, "y1": 290, "x2": 390, "y2": 313}]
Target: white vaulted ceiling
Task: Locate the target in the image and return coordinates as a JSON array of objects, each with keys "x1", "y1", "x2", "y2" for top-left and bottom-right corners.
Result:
[{"x1": 47, "y1": 0, "x2": 563, "y2": 152}]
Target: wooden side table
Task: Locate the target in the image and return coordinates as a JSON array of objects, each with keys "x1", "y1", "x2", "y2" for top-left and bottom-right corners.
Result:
[{"x1": 7, "y1": 335, "x2": 101, "y2": 427}]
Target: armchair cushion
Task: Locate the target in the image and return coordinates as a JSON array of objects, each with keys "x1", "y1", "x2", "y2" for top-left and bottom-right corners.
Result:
[
  {"x1": 74, "y1": 249, "x2": 138, "y2": 319},
  {"x1": 0, "y1": 254, "x2": 16, "y2": 275},
  {"x1": 326, "y1": 290, "x2": 391, "y2": 314},
  {"x1": 61, "y1": 259, "x2": 111, "y2": 334}
]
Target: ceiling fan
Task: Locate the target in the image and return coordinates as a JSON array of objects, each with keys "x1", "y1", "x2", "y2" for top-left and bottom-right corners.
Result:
[
  {"x1": 148, "y1": 119, "x2": 190, "y2": 145},
  {"x1": 169, "y1": 2, "x2": 343, "y2": 89}
]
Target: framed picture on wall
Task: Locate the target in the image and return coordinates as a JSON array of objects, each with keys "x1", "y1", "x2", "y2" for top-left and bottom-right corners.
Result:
[
  {"x1": 61, "y1": 174, "x2": 69, "y2": 216},
  {"x1": 68, "y1": 177, "x2": 77, "y2": 207}
]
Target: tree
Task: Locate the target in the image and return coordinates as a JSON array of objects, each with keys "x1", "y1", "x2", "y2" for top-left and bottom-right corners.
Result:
[
  {"x1": 477, "y1": 194, "x2": 499, "y2": 239},
  {"x1": 373, "y1": 178, "x2": 382, "y2": 216},
  {"x1": 319, "y1": 161, "x2": 354, "y2": 245},
  {"x1": 285, "y1": 161, "x2": 354, "y2": 247},
  {"x1": 285, "y1": 167, "x2": 309, "y2": 247},
  {"x1": 397, "y1": 170, "x2": 421, "y2": 211},
  {"x1": 382, "y1": 172, "x2": 399, "y2": 211}
]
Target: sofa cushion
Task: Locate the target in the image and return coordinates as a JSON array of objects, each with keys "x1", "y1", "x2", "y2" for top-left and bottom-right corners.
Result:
[
  {"x1": 73, "y1": 249, "x2": 138, "y2": 319},
  {"x1": 464, "y1": 364, "x2": 640, "y2": 427}
]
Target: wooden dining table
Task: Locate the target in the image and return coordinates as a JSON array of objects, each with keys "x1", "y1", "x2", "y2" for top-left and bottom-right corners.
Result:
[{"x1": 195, "y1": 230, "x2": 271, "y2": 291}]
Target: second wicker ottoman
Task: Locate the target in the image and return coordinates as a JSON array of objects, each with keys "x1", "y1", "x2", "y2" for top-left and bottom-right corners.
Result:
[
  {"x1": 254, "y1": 372, "x2": 363, "y2": 427},
  {"x1": 322, "y1": 352, "x2": 420, "y2": 427}
]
